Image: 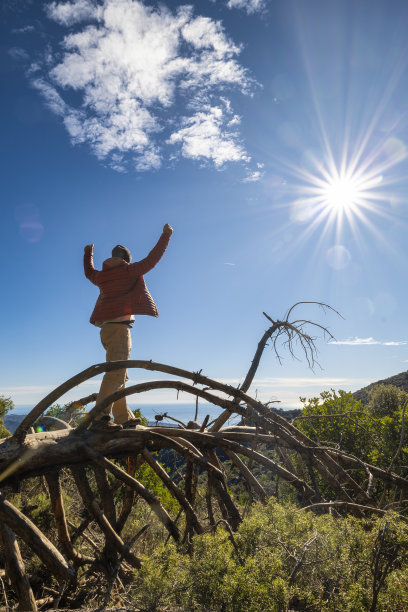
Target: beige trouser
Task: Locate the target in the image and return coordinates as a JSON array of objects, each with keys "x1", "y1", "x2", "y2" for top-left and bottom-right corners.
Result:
[{"x1": 96, "y1": 323, "x2": 134, "y2": 424}]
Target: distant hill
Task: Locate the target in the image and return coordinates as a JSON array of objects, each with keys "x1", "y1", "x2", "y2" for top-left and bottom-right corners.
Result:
[
  {"x1": 4, "y1": 413, "x2": 26, "y2": 434},
  {"x1": 353, "y1": 370, "x2": 408, "y2": 404}
]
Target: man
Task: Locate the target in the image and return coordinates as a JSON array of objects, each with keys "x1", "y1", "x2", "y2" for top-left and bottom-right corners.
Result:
[{"x1": 84, "y1": 224, "x2": 173, "y2": 431}]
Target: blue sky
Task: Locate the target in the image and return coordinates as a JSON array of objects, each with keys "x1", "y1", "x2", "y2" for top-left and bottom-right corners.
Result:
[{"x1": 2, "y1": 0, "x2": 408, "y2": 417}]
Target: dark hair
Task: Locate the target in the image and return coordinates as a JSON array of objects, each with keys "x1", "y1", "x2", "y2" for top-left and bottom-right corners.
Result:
[{"x1": 112, "y1": 244, "x2": 131, "y2": 263}]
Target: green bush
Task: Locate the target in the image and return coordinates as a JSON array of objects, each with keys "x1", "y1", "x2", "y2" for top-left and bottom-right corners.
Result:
[
  {"x1": 297, "y1": 387, "x2": 408, "y2": 474},
  {"x1": 128, "y1": 499, "x2": 408, "y2": 611},
  {"x1": 0, "y1": 394, "x2": 13, "y2": 438}
]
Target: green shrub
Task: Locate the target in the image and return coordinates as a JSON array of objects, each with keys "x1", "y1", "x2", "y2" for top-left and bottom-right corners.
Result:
[
  {"x1": 0, "y1": 394, "x2": 13, "y2": 438},
  {"x1": 128, "y1": 499, "x2": 408, "y2": 611}
]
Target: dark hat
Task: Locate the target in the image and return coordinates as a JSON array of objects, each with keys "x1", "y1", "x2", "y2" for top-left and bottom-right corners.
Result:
[{"x1": 112, "y1": 244, "x2": 131, "y2": 263}]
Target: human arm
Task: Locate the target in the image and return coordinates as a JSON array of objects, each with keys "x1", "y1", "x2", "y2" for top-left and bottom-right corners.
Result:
[
  {"x1": 129, "y1": 225, "x2": 173, "y2": 276},
  {"x1": 83, "y1": 244, "x2": 99, "y2": 284}
]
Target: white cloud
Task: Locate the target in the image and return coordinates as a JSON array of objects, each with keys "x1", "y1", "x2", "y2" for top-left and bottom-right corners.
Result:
[
  {"x1": 31, "y1": 77, "x2": 67, "y2": 115},
  {"x1": 226, "y1": 0, "x2": 267, "y2": 15},
  {"x1": 46, "y1": 0, "x2": 100, "y2": 26},
  {"x1": 168, "y1": 104, "x2": 249, "y2": 167},
  {"x1": 12, "y1": 25, "x2": 35, "y2": 34},
  {"x1": 329, "y1": 337, "x2": 408, "y2": 346},
  {"x1": 29, "y1": 0, "x2": 255, "y2": 171},
  {"x1": 242, "y1": 169, "x2": 262, "y2": 182}
]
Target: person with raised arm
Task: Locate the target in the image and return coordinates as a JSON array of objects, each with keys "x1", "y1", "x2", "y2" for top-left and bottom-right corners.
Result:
[{"x1": 83, "y1": 224, "x2": 173, "y2": 431}]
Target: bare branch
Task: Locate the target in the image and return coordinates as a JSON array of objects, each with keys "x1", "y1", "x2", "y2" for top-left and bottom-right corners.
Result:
[{"x1": 388, "y1": 399, "x2": 408, "y2": 472}]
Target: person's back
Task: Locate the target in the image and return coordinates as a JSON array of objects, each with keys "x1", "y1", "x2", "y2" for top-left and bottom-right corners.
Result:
[{"x1": 83, "y1": 224, "x2": 173, "y2": 430}]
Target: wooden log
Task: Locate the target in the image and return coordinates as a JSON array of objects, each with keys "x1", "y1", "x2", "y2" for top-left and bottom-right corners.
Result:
[
  {"x1": 84, "y1": 447, "x2": 180, "y2": 542},
  {"x1": 151, "y1": 430, "x2": 318, "y2": 501},
  {"x1": 11, "y1": 360, "x2": 292, "y2": 441},
  {"x1": 93, "y1": 465, "x2": 116, "y2": 526},
  {"x1": 141, "y1": 448, "x2": 203, "y2": 534},
  {"x1": 206, "y1": 474, "x2": 216, "y2": 528},
  {"x1": 45, "y1": 472, "x2": 93, "y2": 566},
  {"x1": 0, "y1": 493, "x2": 75, "y2": 583},
  {"x1": 10, "y1": 357, "x2": 357, "y2": 495},
  {"x1": 184, "y1": 460, "x2": 194, "y2": 504},
  {"x1": 116, "y1": 456, "x2": 137, "y2": 534},
  {"x1": 2, "y1": 351, "x2": 385, "y2": 507},
  {"x1": 298, "y1": 501, "x2": 408, "y2": 521},
  {"x1": 207, "y1": 450, "x2": 241, "y2": 531},
  {"x1": 224, "y1": 449, "x2": 267, "y2": 503},
  {"x1": 71, "y1": 466, "x2": 142, "y2": 569},
  {"x1": 2, "y1": 425, "x2": 408, "y2": 508},
  {"x1": 68, "y1": 374, "x2": 370, "y2": 503},
  {"x1": 0, "y1": 523, "x2": 37, "y2": 611},
  {"x1": 146, "y1": 431, "x2": 222, "y2": 477}
]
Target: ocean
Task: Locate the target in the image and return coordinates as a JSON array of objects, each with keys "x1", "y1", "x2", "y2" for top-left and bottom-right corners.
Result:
[{"x1": 11, "y1": 402, "x2": 233, "y2": 424}]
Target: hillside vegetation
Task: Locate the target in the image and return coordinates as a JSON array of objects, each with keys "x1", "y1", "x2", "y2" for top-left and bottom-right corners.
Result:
[{"x1": 1, "y1": 381, "x2": 408, "y2": 610}]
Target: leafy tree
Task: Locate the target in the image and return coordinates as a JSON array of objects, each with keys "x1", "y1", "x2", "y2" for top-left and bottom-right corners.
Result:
[
  {"x1": 296, "y1": 386, "x2": 408, "y2": 473},
  {"x1": 297, "y1": 389, "x2": 375, "y2": 461},
  {"x1": 367, "y1": 383, "x2": 408, "y2": 418},
  {"x1": 45, "y1": 402, "x2": 86, "y2": 427},
  {"x1": 0, "y1": 394, "x2": 13, "y2": 438}
]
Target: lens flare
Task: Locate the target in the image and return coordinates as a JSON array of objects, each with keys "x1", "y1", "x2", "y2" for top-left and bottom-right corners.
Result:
[{"x1": 326, "y1": 244, "x2": 351, "y2": 270}]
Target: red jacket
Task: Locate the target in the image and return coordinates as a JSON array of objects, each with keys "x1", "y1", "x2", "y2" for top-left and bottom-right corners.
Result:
[{"x1": 84, "y1": 232, "x2": 170, "y2": 325}]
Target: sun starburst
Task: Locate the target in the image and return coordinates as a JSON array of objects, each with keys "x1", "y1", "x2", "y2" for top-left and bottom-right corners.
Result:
[{"x1": 285, "y1": 137, "x2": 405, "y2": 250}]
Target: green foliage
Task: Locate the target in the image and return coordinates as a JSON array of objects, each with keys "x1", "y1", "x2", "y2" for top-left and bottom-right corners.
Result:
[
  {"x1": 24, "y1": 492, "x2": 54, "y2": 531},
  {"x1": 368, "y1": 384, "x2": 408, "y2": 418},
  {"x1": 129, "y1": 500, "x2": 408, "y2": 611},
  {"x1": 45, "y1": 404, "x2": 148, "y2": 428},
  {"x1": 134, "y1": 459, "x2": 180, "y2": 514},
  {"x1": 132, "y1": 544, "x2": 187, "y2": 611},
  {"x1": 131, "y1": 406, "x2": 148, "y2": 426},
  {"x1": 45, "y1": 402, "x2": 86, "y2": 427},
  {"x1": 297, "y1": 387, "x2": 408, "y2": 472},
  {"x1": 45, "y1": 404, "x2": 66, "y2": 419},
  {"x1": 0, "y1": 394, "x2": 13, "y2": 438},
  {"x1": 298, "y1": 389, "x2": 372, "y2": 458},
  {"x1": 0, "y1": 395, "x2": 13, "y2": 420}
]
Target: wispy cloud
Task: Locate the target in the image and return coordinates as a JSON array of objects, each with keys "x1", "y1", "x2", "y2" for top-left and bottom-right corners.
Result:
[
  {"x1": 222, "y1": 376, "x2": 370, "y2": 387},
  {"x1": 329, "y1": 337, "x2": 408, "y2": 346},
  {"x1": 226, "y1": 0, "x2": 267, "y2": 15},
  {"x1": 27, "y1": 0, "x2": 257, "y2": 172},
  {"x1": 8, "y1": 47, "x2": 30, "y2": 61},
  {"x1": 242, "y1": 170, "x2": 262, "y2": 182},
  {"x1": 12, "y1": 25, "x2": 35, "y2": 33}
]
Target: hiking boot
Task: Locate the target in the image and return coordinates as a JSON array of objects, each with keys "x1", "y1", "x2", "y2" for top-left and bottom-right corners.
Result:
[
  {"x1": 90, "y1": 416, "x2": 122, "y2": 432},
  {"x1": 122, "y1": 417, "x2": 142, "y2": 429}
]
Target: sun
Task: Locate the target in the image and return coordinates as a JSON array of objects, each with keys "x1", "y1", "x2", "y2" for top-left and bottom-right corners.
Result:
[
  {"x1": 320, "y1": 174, "x2": 360, "y2": 213},
  {"x1": 288, "y1": 151, "x2": 391, "y2": 242}
]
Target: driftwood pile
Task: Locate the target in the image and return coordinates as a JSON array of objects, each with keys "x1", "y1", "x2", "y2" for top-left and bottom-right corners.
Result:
[{"x1": 0, "y1": 303, "x2": 407, "y2": 610}]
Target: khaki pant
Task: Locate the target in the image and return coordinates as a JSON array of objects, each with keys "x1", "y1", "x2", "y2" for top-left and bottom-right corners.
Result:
[{"x1": 96, "y1": 324, "x2": 134, "y2": 424}]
